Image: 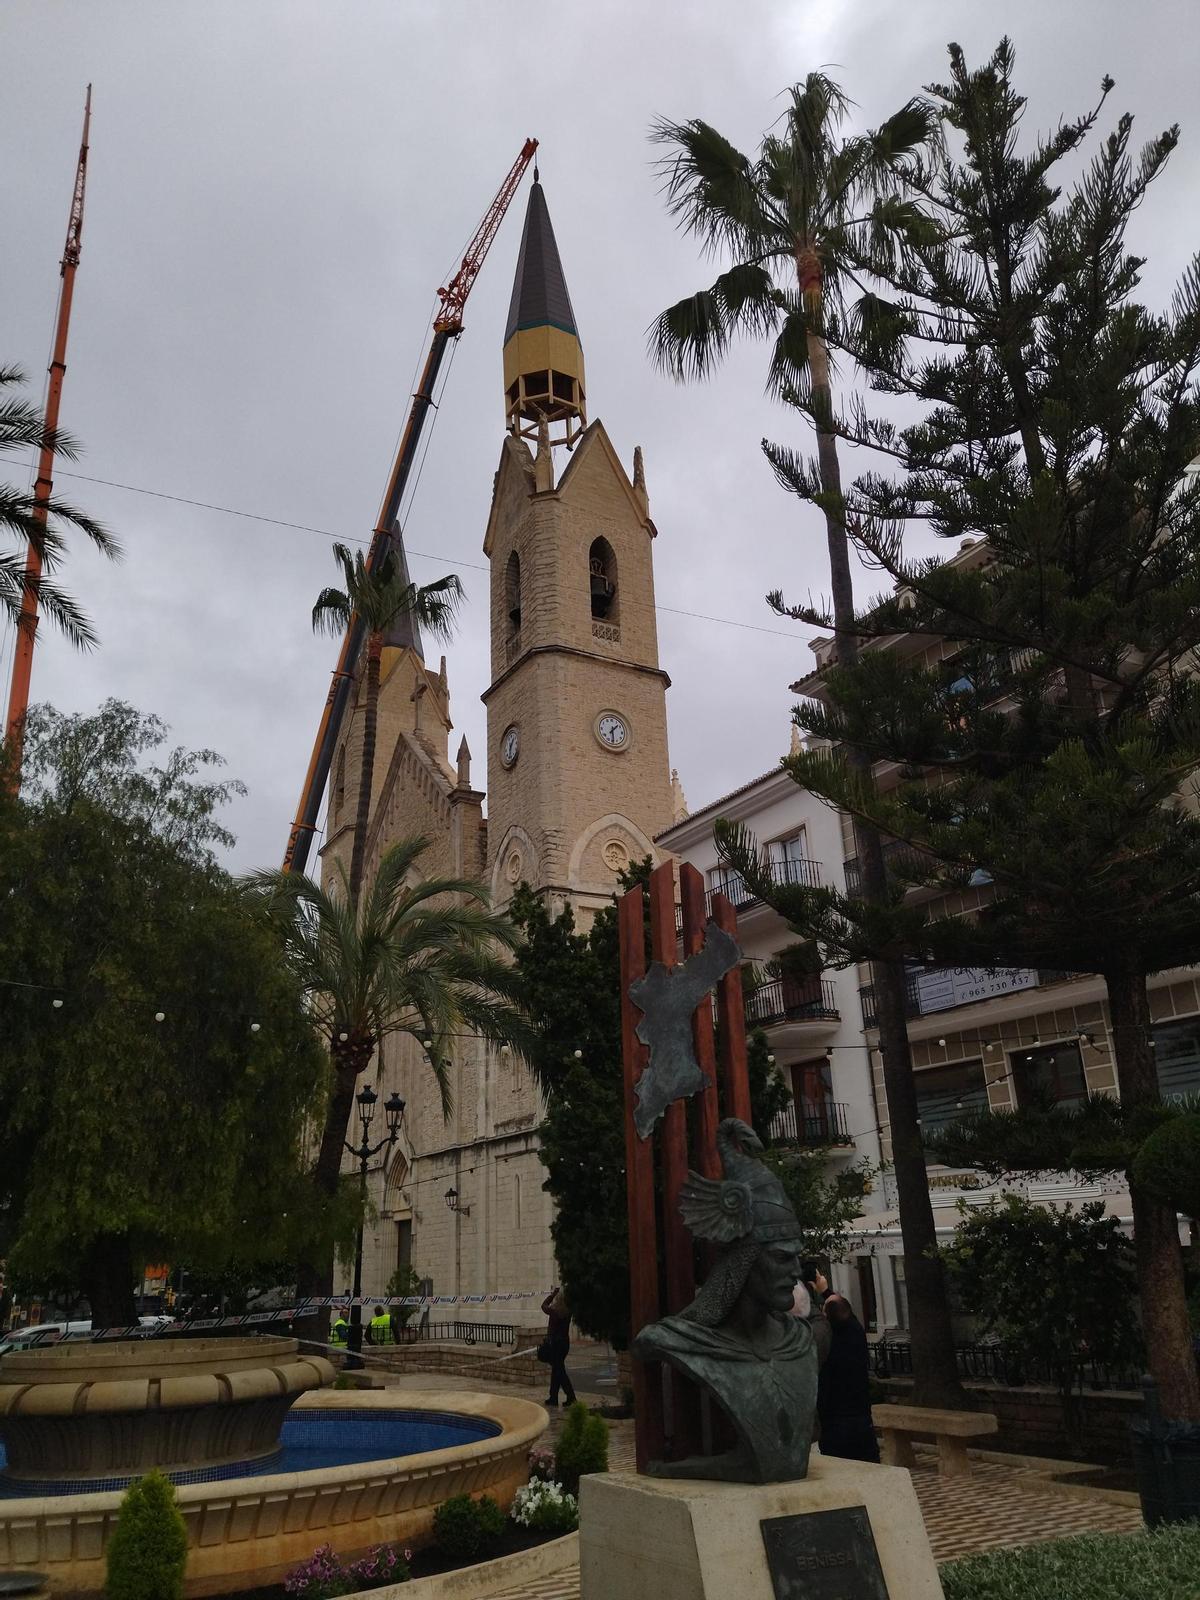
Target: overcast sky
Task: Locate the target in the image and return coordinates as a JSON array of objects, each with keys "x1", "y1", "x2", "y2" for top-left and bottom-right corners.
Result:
[{"x1": 4, "y1": 1, "x2": 1198, "y2": 872}]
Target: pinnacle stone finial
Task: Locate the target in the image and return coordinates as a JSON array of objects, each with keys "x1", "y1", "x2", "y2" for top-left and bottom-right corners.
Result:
[
  {"x1": 789, "y1": 725, "x2": 802, "y2": 757},
  {"x1": 381, "y1": 520, "x2": 423, "y2": 658},
  {"x1": 456, "y1": 736, "x2": 471, "y2": 787},
  {"x1": 534, "y1": 418, "x2": 555, "y2": 492},
  {"x1": 632, "y1": 445, "x2": 648, "y2": 514},
  {"x1": 671, "y1": 767, "x2": 689, "y2": 822}
]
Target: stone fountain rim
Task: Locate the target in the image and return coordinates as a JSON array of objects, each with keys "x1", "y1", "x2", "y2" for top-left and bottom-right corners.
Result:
[
  {"x1": 0, "y1": 1336, "x2": 333, "y2": 1417},
  {"x1": 0, "y1": 1388, "x2": 547, "y2": 1511}
]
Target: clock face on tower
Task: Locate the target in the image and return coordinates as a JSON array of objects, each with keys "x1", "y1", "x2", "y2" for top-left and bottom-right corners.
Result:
[
  {"x1": 595, "y1": 711, "x2": 629, "y2": 751},
  {"x1": 501, "y1": 724, "x2": 520, "y2": 767}
]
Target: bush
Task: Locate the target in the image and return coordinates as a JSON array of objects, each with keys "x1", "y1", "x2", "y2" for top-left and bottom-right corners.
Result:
[
  {"x1": 104, "y1": 1471, "x2": 188, "y2": 1600},
  {"x1": 940, "y1": 1526, "x2": 1200, "y2": 1600},
  {"x1": 554, "y1": 1401, "x2": 609, "y2": 1494},
  {"x1": 510, "y1": 1479, "x2": 578, "y2": 1535},
  {"x1": 1133, "y1": 1113, "x2": 1200, "y2": 1219},
  {"x1": 432, "y1": 1494, "x2": 506, "y2": 1562}
]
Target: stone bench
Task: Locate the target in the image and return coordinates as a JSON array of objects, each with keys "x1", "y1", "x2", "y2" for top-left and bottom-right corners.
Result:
[{"x1": 872, "y1": 1403, "x2": 998, "y2": 1477}]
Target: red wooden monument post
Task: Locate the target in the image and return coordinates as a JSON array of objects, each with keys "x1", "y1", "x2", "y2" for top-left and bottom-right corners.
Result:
[{"x1": 618, "y1": 858, "x2": 753, "y2": 1472}]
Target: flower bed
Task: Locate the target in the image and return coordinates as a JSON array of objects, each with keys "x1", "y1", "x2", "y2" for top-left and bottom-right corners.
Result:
[{"x1": 235, "y1": 1407, "x2": 603, "y2": 1599}]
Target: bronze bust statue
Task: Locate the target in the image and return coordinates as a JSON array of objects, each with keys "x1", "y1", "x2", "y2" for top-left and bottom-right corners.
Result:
[{"x1": 633, "y1": 1118, "x2": 820, "y2": 1483}]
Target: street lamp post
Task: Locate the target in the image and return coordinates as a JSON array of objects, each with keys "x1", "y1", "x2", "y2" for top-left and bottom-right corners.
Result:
[{"x1": 344, "y1": 1086, "x2": 406, "y2": 1362}]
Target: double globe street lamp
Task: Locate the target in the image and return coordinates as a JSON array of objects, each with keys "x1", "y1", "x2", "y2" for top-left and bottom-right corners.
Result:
[{"x1": 343, "y1": 1084, "x2": 406, "y2": 1361}]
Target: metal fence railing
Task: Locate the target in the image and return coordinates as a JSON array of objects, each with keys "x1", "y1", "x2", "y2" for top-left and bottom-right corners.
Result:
[
  {"x1": 871, "y1": 1338, "x2": 1141, "y2": 1392},
  {"x1": 392, "y1": 1319, "x2": 517, "y2": 1349}
]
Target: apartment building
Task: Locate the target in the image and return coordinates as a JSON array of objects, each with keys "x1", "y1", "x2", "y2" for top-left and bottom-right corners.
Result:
[{"x1": 657, "y1": 754, "x2": 886, "y2": 1322}]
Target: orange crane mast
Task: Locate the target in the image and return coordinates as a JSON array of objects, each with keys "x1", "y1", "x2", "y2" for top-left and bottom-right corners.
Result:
[
  {"x1": 282, "y1": 136, "x2": 538, "y2": 875},
  {"x1": 5, "y1": 86, "x2": 93, "y2": 775}
]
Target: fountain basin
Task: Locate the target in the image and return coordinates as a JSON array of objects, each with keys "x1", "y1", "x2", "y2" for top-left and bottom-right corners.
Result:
[
  {"x1": 0, "y1": 1388, "x2": 547, "y2": 1597},
  {"x1": 0, "y1": 1337, "x2": 334, "y2": 1481}
]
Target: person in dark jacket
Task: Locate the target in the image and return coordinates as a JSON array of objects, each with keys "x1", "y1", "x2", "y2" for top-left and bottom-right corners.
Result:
[
  {"x1": 817, "y1": 1293, "x2": 880, "y2": 1463},
  {"x1": 541, "y1": 1286, "x2": 576, "y2": 1407}
]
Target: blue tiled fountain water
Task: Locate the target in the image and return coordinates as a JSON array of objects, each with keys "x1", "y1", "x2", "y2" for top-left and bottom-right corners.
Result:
[{"x1": 0, "y1": 1408, "x2": 500, "y2": 1498}]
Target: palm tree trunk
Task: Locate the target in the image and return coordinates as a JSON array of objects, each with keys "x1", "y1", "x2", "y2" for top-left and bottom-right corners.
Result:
[
  {"x1": 298, "y1": 1034, "x2": 375, "y2": 1320},
  {"x1": 804, "y1": 292, "x2": 965, "y2": 1406},
  {"x1": 349, "y1": 632, "x2": 382, "y2": 903},
  {"x1": 1106, "y1": 969, "x2": 1200, "y2": 1421}
]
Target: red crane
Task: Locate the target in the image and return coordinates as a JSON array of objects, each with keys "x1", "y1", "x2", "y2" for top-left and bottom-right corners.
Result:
[
  {"x1": 5, "y1": 86, "x2": 92, "y2": 774},
  {"x1": 282, "y1": 136, "x2": 538, "y2": 874}
]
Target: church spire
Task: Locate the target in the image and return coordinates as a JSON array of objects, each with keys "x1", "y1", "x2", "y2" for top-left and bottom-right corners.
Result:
[
  {"x1": 502, "y1": 179, "x2": 586, "y2": 448},
  {"x1": 380, "y1": 520, "x2": 423, "y2": 658}
]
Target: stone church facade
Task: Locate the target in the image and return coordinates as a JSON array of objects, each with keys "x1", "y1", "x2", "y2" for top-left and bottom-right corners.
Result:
[{"x1": 321, "y1": 180, "x2": 675, "y2": 1323}]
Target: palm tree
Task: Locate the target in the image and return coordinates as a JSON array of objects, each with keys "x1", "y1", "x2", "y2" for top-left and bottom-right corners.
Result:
[
  {"x1": 651, "y1": 81, "x2": 968, "y2": 1407},
  {"x1": 650, "y1": 77, "x2": 926, "y2": 667},
  {"x1": 1, "y1": 364, "x2": 120, "y2": 646},
  {"x1": 244, "y1": 836, "x2": 532, "y2": 1297},
  {"x1": 312, "y1": 542, "x2": 463, "y2": 901}
]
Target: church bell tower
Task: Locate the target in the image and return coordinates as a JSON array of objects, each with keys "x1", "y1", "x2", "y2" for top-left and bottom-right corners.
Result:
[{"x1": 483, "y1": 178, "x2": 673, "y2": 917}]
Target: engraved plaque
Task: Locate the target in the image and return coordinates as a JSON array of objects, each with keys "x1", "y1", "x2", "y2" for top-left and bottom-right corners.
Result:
[{"x1": 760, "y1": 1507, "x2": 889, "y2": 1600}]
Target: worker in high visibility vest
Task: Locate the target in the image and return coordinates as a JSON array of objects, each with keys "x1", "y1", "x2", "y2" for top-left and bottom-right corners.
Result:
[
  {"x1": 330, "y1": 1309, "x2": 350, "y2": 1347},
  {"x1": 366, "y1": 1305, "x2": 393, "y2": 1346}
]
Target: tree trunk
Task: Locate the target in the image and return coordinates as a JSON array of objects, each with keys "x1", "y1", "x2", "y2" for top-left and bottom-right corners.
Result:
[
  {"x1": 80, "y1": 1233, "x2": 137, "y2": 1328},
  {"x1": 1106, "y1": 968, "x2": 1200, "y2": 1421},
  {"x1": 299, "y1": 1034, "x2": 376, "y2": 1324},
  {"x1": 348, "y1": 632, "x2": 382, "y2": 903},
  {"x1": 803, "y1": 303, "x2": 967, "y2": 1407}
]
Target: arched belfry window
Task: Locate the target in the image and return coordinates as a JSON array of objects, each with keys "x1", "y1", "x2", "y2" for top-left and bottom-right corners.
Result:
[
  {"x1": 505, "y1": 550, "x2": 522, "y2": 633},
  {"x1": 334, "y1": 744, "x2": 347, "y2": 820},
  {"x1": 589, "y1": 537, "x2": 618, "y2": 622}
]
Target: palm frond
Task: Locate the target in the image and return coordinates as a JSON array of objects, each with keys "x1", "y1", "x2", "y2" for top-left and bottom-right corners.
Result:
[
  {"x1": 648, "y1": 264, "x2": 779, "y2": 380},
  {"x1": 650, "y1": 117, "x2": 768, "y2": 254}
]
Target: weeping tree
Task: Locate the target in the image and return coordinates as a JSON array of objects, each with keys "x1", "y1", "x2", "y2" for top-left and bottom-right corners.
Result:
[
  {"x1": 651, "y1": 77, "x2": 965, "y2": 1405},
  {"x1": 725, "y1": 40, "x2": 1200, "y2": 1417}
]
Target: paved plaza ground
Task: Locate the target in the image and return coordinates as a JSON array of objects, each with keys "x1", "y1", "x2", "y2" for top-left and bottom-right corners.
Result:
[{"x1": 367, "y1": 1356, "x2": 1146, "y2": 1600}]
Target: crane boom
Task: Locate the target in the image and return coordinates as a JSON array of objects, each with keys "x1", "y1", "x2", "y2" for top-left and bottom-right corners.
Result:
[
  {"x1": 282, "y1": 136, "x2": 539, "y2": 875},
  {"x1": 5, "y1": 85, "x2": 92, "y2": 774}
]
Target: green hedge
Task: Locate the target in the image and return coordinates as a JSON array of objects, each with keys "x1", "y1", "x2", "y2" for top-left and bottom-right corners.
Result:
[{"x1": 940, "y1": 1526, "x2": 1200, "y2": 1600}]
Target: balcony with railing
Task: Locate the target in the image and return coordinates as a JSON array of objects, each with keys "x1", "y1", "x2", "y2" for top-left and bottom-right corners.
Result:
[
  {"x1": 768, "y1": 1098, "x2": 852, "y2": 1148},
  {"x1": 746, "y1": 975, "x2": 839, "y2": 1028},
  {"x1": 842, "y1": 839, "x2": 934, "y2": 896},
  {"x1": 858, "y1": 966, "x2": 1070, "y2": 1028},
  {"x1": 675, "y1": 858, "x2": 824, "y2": 931}
]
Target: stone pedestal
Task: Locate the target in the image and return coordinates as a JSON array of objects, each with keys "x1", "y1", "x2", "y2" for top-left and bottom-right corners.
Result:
[{"x1": 579, "y1": 1453, "x2": 944, "y2": 1600}]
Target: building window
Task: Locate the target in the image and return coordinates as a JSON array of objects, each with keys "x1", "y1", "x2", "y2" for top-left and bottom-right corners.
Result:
[
  {"x1": 890, "y1": 1256, "x2": 909, "y2": 1331},
  {"x1": 914, "y1": 1059, "x2": 988, "y2": 1139},
  {"x1": 396, "y1": 1219, "x2": 412, "y2": 1273},
  {"x1": 856, "y1": 1256, "x2": 878, "y2": 1332},
  {"x1": 1014, "y1": 1041, "x2": 1086, "y2": 1108},
  {"x1": 767, "y1": 829, "x2": 810, "y2": 885},
  {"x1": 589, "y1": 537, "x2": 618, "y2": 621},
  {"x1": 708, "y1": 864, "x2": 750, "y2": 907},
  {"x1": 505, "y1": 550, "x2": 522, "y2": 632},
  {"x1": 514, "y1": 1173, "x2": 522, "y2": 1230},
  {"x1": 1152, "y1": 1016, "x2": 1200, "y2": 1102},
  {"x1": 334, "y1": 745, "x2": 346, "y2": 820}
]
